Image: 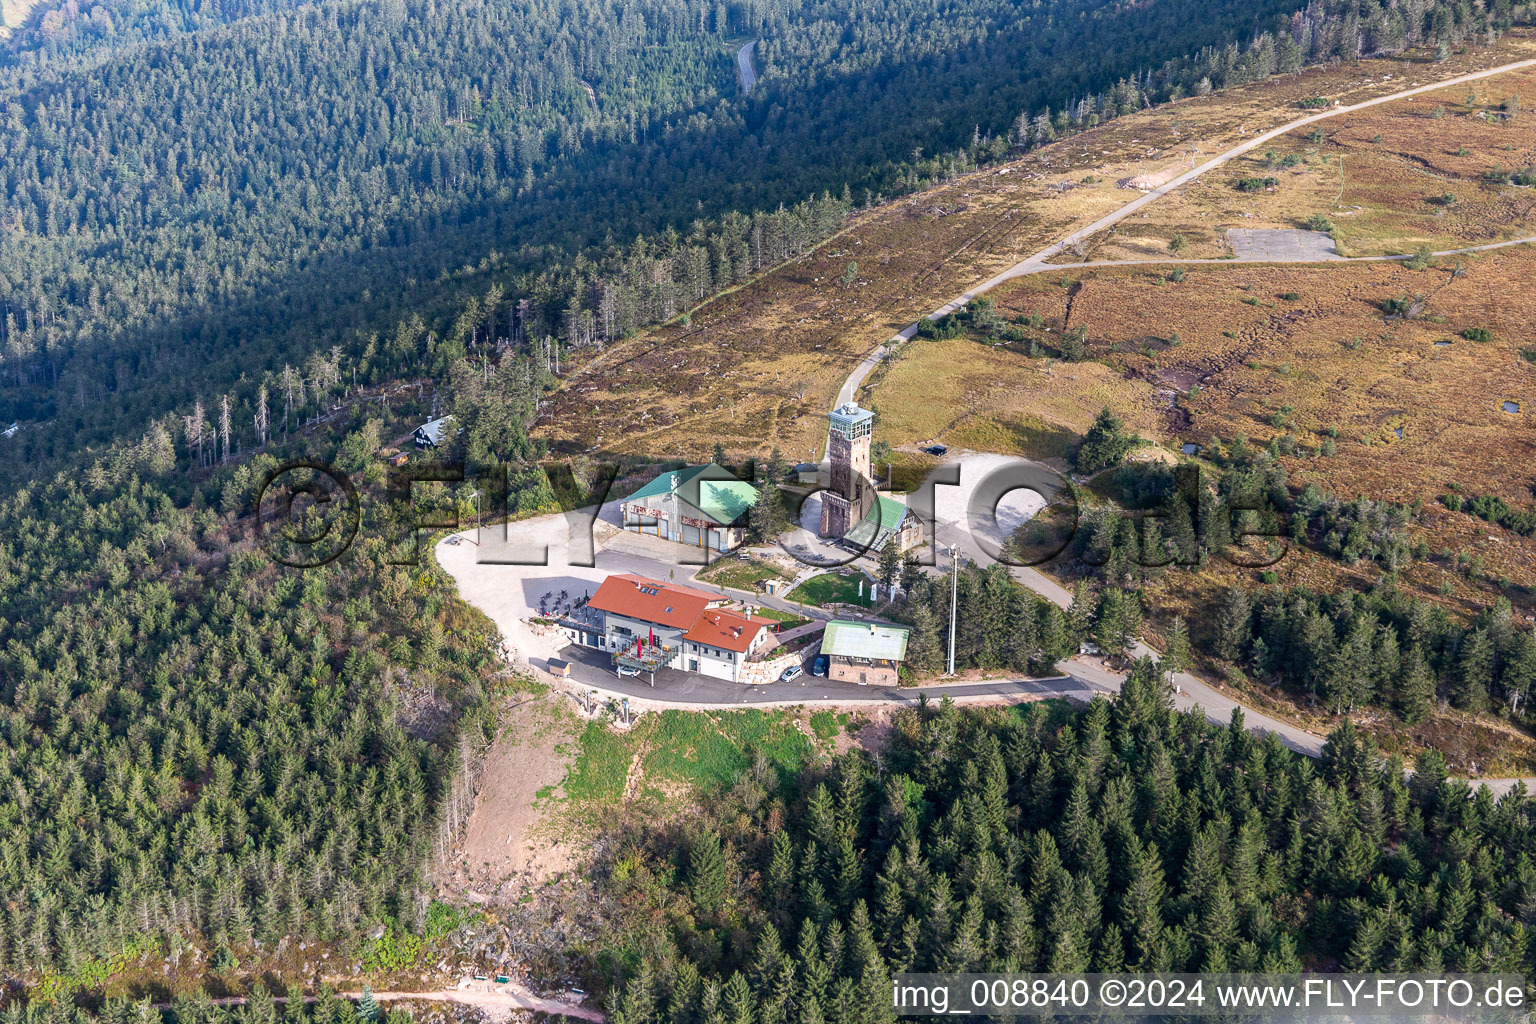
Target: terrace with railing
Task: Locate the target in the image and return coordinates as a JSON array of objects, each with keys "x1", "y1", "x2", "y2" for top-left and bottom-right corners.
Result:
[{"x1": 612, "y1": 638, "x2": 678, "y2": 672}]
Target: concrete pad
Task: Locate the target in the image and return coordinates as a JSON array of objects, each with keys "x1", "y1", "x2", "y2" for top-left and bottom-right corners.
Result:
[{"x1": 1225, "y1": 228, "x2": 1342, "y2": 260}]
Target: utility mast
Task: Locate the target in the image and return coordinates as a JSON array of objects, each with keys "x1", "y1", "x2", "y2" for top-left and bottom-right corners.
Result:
[{"x1": 947, "y1": 544, "x2": 958, "y2": 676}]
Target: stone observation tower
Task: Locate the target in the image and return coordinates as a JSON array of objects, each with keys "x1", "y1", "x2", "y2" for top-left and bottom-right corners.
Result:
[{"x1": 819, "y1": 401, "x2": 875, "y2": 538}]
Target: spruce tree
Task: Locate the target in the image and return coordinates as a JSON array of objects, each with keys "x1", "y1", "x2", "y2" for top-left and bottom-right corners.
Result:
[
  {"x1": 1212, "y1": 585, "x2": 1252, "y2": 661},
  {"x1": 1162, "y1": 616, "x2": 1190, "y2": 685},
  {"x1": 1502, "y1": 630, "x2": 1536, "y2": 714},
  {"x1": 1075, "y1": 407, "x2": 1136, "y2": 472},
  {"x1": 1096, "y1": 588, "x2": 1126, "y2": 661},
  {"x1": 1066, "y1": 580, "x2": 1097, "y2": 647},
  {"x1": 877, "y1": 539, "x2": 900, "y2": 592},
  {"x1": 1454, "y1": 628, "x2": 1494, "y2": 713},
  {"x1": 1396, "y1": 646, "x2": 1436, "y2": 724},
  {"x1": 690, "y1": 829, "x2": 728, "y2": 915}
]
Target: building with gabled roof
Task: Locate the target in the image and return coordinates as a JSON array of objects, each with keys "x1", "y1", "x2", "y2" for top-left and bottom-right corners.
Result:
[
  {"x1": 619, "y1": 463, "x2": 759, "y2": 556},
  {"x1": 583, "y1": 573, "x2": 777, "y2": 683},
  {"x1": 840, "y1": 494, "x2": 923, "y2": 554},
  {"x1": 413, "y1": 416, "x2": 455, "y2": 448},
  {"x1": 589, "y1": 571, "x2": 720, "y2": 624},
  {"x1": 820, "y1": 618, "x2": 910, "y2": 685}
]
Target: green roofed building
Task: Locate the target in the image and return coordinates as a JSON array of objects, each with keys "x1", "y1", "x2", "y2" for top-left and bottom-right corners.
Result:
[
  {"x1": 619, "y1": 463, "x2": 759, "y2": 555},
  {"x1": 840, "y1": 494, "x2": 922, "y2": 554},
  {"x1": 820, "y1": 618, "x2": 910, "y2": 685}
]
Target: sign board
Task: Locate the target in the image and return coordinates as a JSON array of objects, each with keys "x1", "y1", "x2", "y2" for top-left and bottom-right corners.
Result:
[{"x1": 625, "y1": 504, "x2": 670, "y2": 520}]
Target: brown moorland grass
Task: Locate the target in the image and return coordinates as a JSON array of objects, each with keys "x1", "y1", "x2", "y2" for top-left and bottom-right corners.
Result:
[
  {"x1": 887, "y1": 246, "x2": 1536, "y2": 608},
  {"x1": 876, "y1": 252, "x2": 1536, "y2": 771},
  {"x1": 533, "y1": 35, "x2": 1536, "y2": 463},
  {"x1": 1093, "y1": 63, "x2": 1536, "y2": 260}
]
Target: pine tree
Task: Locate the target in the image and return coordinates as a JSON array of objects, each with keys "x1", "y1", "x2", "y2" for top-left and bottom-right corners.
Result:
[
  {"x1": 1002, "y1": 590, "x2": 1039, "y2": 672},
  {"x1": 219, "y1": 393, "x2": 232, "y2": 464},
  {"x1": 1502, "y1": 630, "x2": 1536, "y2": 714},
  {"x1": 905, "y1": 603, "x2": 943, "y2": 676},
  {"x1": 1119, "y1": 590, "x2": 1143, "y2": 656},
  {"x1": 1036, "y1": 602, "x2": 1070, "y2": 668},
  {"x1": 1067, "y1": 580, "x2": 1097, "y2": 646},
  {"x1": 1166, "y1": 494, "x2": 1198, "y2": 564},
  {"x1": 749, "y1": 478, "x2": 788, "y2": 542},
  {"x1": 1075, "y1": 407, "x2": 1135, "y2": 472},
  {"x1": 1096, "y1": 588, "x2": 1126, "y2": 661},
  {"x1": 356, "y1": 989, "x2": 380, "y2": 1024},
  {"x1": 1120, "y1": 839, "x2": 1166, "y2": 969},
  {"x1": 255, "y1": 382, "x2": 269, "y2": 447},
  {"x1": 184, "y1": 398, "x2": 207, "y2": 470}
]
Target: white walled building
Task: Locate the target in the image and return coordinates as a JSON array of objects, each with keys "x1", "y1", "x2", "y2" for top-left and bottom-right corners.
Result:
[{"x1": 585, "y1": 573, "x2": 777, "y2": 683}]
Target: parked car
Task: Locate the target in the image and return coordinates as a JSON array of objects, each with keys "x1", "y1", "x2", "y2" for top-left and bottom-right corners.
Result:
[
  {"x1": 1079, "y1": 641, "x2": 1101, "y2": 656},
  {"x1": 781, "y1": 665, "x2": 804, "y2": 682},
  {"x1": 812, "y1": 655, "x2": 828, "y2": 677},
  {"x1": 923, "y1": 444, "x2": 948, "y2": 456}
]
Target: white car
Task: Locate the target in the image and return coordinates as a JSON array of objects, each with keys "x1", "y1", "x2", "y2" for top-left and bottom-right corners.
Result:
[{"x1": 781, "y1": 665, "x2": 804, "y2": 682}]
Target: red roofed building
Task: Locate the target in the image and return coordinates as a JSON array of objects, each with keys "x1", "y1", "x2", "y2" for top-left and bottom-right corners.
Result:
[{"x1": 584, "y1": 573, "x2": 777, "y2": 683}]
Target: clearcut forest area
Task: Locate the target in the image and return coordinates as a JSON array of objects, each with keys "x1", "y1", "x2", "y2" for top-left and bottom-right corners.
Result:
[{"x1": 2, "y1": 0, "x2": 1536, "y2": 1019}]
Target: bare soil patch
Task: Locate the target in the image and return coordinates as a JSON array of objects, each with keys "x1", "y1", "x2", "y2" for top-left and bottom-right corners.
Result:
[{"x1": 451, "y1": 694, "x2": 581, "y2": 888}]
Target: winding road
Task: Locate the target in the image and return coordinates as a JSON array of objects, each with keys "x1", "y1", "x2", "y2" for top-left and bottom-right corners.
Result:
[
  {"x1": 887, "y1": 55, "x2": 1536, "y2": 339},
  {"x1": 820, "y1": 55, "x2": 1536, "y2": 790},
  {"x1": 829, "y1": 56, "x2": 1536, "y2": 415},
  {"x1": 737, "y1": 40, "x2": 758, "y2": 94},
  {"x1": 440, "y1": 54, "x2": 1536, "y2": 813}
]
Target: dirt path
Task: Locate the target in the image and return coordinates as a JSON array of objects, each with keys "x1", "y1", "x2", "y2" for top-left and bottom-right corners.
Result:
[
  {"x1": 372, "y1": 983, "x2": 604, "y2": 1021},
  {"x1": 151, "y1": 980, "x2": 602, "y2": 1021}
]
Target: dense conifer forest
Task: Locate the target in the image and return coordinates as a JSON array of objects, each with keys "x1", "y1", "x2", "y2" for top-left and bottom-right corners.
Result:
[
  {"x1": 2, "y1": 0, "x2": 1523, "y2": 470},
  {"x1": 0, "y1": 0, "x2": 1532, "y2": 999},
  {"x1": 0, "y1": 391, "x2": 513, "y2": 978},
  {"x1": 600, "y1": 681, "x2": 1536, "y2": 1024}
]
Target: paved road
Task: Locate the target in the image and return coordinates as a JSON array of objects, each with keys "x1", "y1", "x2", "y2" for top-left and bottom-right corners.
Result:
[
  {"x1": 442, "y1": 56, "x2": 1536, "y2": 794},
  {"x1": 824, "y1": 55, "x2": 1536, "y2": 793},
  {"x1": 559, "y1": 642, "x2": 1094, "y2": 706},
  {"x1": 737, "y1": 40, "x2": 757, "y2": 93},
  {"x1": 824, "y1": 59, "x2": 1536, "y2": 452},
  {"x1": 862, "y1": 56, "x2": 1536, "y2": 355}
]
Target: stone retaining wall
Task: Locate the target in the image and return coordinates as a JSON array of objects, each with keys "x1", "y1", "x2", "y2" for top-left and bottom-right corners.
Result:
[{"x1": 739, "y1": 650, "x2": 805, "y2": 686}]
